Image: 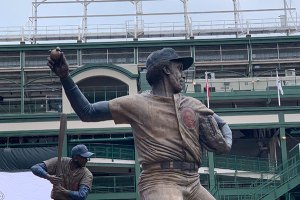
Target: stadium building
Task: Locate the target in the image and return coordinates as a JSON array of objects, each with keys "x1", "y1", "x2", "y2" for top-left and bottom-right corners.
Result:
[{"x1": 0, "y1": 0, "x2": 300, "y2": 199}]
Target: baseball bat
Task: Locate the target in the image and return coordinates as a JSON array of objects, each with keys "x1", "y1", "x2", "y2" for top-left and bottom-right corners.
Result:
[{"x1": 56, "y1": 113, "x2": 67, "y2": 177}]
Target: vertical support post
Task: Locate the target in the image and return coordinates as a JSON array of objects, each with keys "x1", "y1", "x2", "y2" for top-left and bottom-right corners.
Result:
[
  {"x1": 233, "y1": 0, "x2": 239, "y2": 38},
  {"x1": 82, "y1": 0, "x2": 89, "y2": 43},
  {"x1": 114, "y1": 176, "x2": 116, "y2": 193},
  {"x1": 283, "y1": 0, "x2": 289, "y2": 35},
  {"x1": 279, "y1": 112, "x2": 287, "y2": 167},
  {"x1": 134, "y1": 147, "x2": 141, "y2": 200},
  {"x1": 269, "y1": 132, "x2": 278, "y2": 169},
  {"x1": 277, "y1": 43, "x2": 280, "y2": 60},
  {"x1": 33, "y1": 0, "x2": 38, "y2": 44},
  {"x1": 190, "y1": 45, "x2": 195, "y2": 58},
  {"x1": 134, "y1": 1, "x2": 138, "y2": 40},
  {"x1": 182, "y1": 0, "x2": 191, "y2": 39},
  {"x1": 247, "y1": 35, "x2": 253, "y2": 77},
  {"x1": 279, "y1": 110, "x2": 290, "y2": 200},
  {"x1": 134, "y1": 47, "x2": 138, "y2": 65},
  {"x1": 77, "y1": 49, "x2": 82, "y2": 66},
  {"x1": 132, "y1": 0, "x2": 142, "y2": 41},
  {"x1": 20, "y1": 51, "x2": 25, "y2": 114},
  {"x1": 208, "y1": 151, "x2": 216, "y2": 190}
]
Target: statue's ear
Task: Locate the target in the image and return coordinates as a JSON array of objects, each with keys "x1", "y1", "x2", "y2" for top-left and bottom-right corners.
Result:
[{"x1": 162, "y1": 66, "x2": 171, "y2": 75}]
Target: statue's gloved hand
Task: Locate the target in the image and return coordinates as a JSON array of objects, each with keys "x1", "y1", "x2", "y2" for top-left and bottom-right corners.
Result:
[
  {"x1": 47, "y1": 52, "x2": 69, "y2": 79},
  {"x1": 213, "y1": 113, "x2": 232, "y2": 148}
]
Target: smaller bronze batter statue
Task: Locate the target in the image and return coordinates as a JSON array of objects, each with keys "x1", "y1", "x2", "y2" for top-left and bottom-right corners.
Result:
[
  {"x1": 47, "y1": 47, "x2": 232, "y2": 200},
  {"x1": 31, "y1": 144, "x2": 94, "y2": 200}
]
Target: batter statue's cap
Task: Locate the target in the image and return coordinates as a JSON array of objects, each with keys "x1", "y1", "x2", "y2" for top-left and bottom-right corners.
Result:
[
  {"x1": 71, "y1": 144, "x2": 94, "y2": 158},
  {"x1": 146, "y1": 48, "x2": 194, "y2": 71}
]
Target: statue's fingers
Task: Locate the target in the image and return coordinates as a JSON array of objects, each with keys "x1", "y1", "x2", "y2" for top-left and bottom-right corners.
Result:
[
  {"x1": 47, "y1": 57, "x2": 55, "y2": 65},
  {"x1": 61, "y1": 52, "x2": 68, "y2": 65},
  {"x1": 47, "y1": 62, "x2": 54, "y2": 70}
]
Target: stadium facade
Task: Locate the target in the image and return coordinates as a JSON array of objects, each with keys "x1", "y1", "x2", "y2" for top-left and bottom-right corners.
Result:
[{"x1": 0, "y1": 0, "x2": 300, "y2": 199}]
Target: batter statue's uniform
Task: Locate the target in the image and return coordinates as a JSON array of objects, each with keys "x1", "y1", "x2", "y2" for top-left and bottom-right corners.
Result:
[
  {"x1": 44, "y1": 157, "x2": 93, "y2": 200},
  {"x1": 109, "y1": 92, "x2": 230, "y2": 200}
]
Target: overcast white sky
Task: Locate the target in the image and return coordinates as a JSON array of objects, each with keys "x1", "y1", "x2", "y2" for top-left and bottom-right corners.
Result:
[{"x1": 0, "y1": 0, "x2": 299, "y2": 28}]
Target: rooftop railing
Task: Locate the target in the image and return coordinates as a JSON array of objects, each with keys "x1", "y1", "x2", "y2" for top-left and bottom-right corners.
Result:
[{"x1": 1, "y1": 17, "x2": 299, "y2": 44}]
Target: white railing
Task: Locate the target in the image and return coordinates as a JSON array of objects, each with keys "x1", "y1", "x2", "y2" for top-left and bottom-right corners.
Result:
[{"x1": 1, "y1": 17, "x2": 300, "y2": 44}]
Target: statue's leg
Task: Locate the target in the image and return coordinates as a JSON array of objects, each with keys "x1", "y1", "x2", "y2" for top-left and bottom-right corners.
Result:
[
  {"x1": 186, "y1": 179, "x2": 216, "y2": 200},
  {"x1": 139, "y1": 184, "x2": 183, "y2": 200}
]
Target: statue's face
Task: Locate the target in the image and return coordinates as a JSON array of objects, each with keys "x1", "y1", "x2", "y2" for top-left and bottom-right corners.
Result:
[
  {"x1": 73, "y1": 155, "x2": 88, "y2": 167},
  {"x1": 168, "y1": 62, "x2": 185, "y2": 93}
]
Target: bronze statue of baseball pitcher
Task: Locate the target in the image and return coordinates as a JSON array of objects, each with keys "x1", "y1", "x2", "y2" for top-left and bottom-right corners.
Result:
[{"x1": 47, "y1": 47, "x2": 232, "y2": 200}]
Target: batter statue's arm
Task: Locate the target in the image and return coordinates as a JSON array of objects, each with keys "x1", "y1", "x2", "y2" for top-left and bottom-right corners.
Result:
[
  {"x1": 47, "y1": 52, "x2": 112, "y2": 122},
  {"x1": 31, "y1": 163, "x2": 62, "y2": 185},
  {"x1": 69, "y1": 185, "x2": 90, "y2": 200},
  {"x1": 53, "y1": 184, "x2": 90, "y2": 200}
]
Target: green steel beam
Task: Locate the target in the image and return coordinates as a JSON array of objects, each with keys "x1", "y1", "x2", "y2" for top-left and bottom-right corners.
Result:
[
  {"x1": 134, "y1": 148, "x2": 141, "y2": 200},
  {"x1": 134, "y1": 47, "x2": 138, "y2": 65},
  {"x1": 2, "y1": 107, "x2": 300, "y2": 123},
  {"x1": 188, "y1": 90, "x2": 300, "y2": 101},
  {"x1": 70, "y1": 63, "x2": 138, "y2": 79},
  {"x1": 279, "y1": 112, "x2": 288, "y2": 169},
  {"x1": 2, "y1": 35, "x2": 300, "y2": 52},
  {"x1": 87, "y1": 192, "x2": 136, "y2": 200},
  {"x1": 87, "y1": 162, "x2": 134, "y2": 168},
  {"x1": 20, "y1": 51, "x2": 25, "y2": 114},
  {"x1": 0, "y1": 142, "x2": 57, "y2": 148},
  {"x1": 287, "y1": 193, "x2": 296, "y2": 200},
  {"x1": 66, "y1": 127, "x2": 132, "y2": 135},
  {"x1": 190, "y1": 45, "x2": 195, "y2": 59},
  {"x1": 77, "y1": 48, "x2": 82, "y2": 66},
  {"x1": 69, "y1": 137, "x2": 133, "y2": 143},
  {"x1": 0, "y1": 113, "x2": 62, "y2": 123},
  {"x1": 218, "y1": 188, "x2": 259, "y2": 196},
  {"x1": 262, "y1": 174, "x2": 300, "y2": 200},
  {"x1": 208, "y1": 152, "x2": 216, "y2": 190},
  {"x1": 247, "y1": 36, "x2": 253, "y2": 77},
  {"x1": 0, "y1": 128, "x2": 133, "y2": 137}
]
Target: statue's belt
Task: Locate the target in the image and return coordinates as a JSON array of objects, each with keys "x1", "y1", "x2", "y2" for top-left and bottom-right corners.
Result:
[{"x1": 142, "y1": 161, "x2": 199, "y2": 171}]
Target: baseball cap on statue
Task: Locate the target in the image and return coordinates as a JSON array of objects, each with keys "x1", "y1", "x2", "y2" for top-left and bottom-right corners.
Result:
[
  {"x1": 146, "y1": 48, "x2": 194, "y2": 71},
  {"x1": 71, "y1": 144, "x2": 94, "y2": 158}
]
